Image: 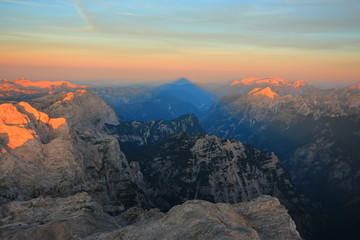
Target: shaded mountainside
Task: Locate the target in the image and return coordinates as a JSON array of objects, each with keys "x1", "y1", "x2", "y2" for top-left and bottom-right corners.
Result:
[
  {"x1": 94, "y1": 87, "x2": 200, "y2": 121},
  {"x1": 202, "y1": 88, "x2": 360, "y2": 239},
  {"x1": 0, "y1": 193, "x2": 301, "y2": 240},
  {"x1": 153, "y1": 77, "x2": 216, "y2": 111},
  {"x1": 0, "y1": 90, "x2": 147, "y2": 209},
  {"x1": 92, "y1": 78, "x2": 216, "y2": 121}
]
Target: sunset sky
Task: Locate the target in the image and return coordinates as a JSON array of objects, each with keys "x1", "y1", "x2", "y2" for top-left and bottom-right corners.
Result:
[{"x1": 1, "y1": 0, "x2": 359, "y2": 86}]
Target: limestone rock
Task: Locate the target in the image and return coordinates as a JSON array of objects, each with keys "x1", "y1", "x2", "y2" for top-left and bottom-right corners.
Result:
[
  {"x1": 129, "y1": 133, "x2": 299, "y2": 210},
  {"x1": 97, "y1": 195, "x2": 301, "y2": 240},
  {"x1": 0, "y1": 192, "x2": 118, "y2": 240},
  {"x1": 106, "y1": 113, "x2": 204, "y2": 146},
  {"x1": 0, "y1": 194, "x2": 300, "y2": 240},
  {"x1": 0, "y1": 91, "x2": 147, "y2": 209}
]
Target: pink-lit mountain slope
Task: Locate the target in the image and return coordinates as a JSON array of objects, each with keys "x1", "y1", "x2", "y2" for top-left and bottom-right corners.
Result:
[{"x1": 0, "y1": 78, "x2": 88, "y2": 100}]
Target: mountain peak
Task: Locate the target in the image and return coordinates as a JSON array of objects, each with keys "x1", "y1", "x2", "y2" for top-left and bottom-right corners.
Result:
[
  {"x1": 230, "y1": 77, "x2": 287, "y2": 86},
  {"x1": 12, "y1": 78, "x2": 89, "y2": 89},
  {"x1": 248, "y1": 87, "x2": 279, "y2": 99},
  {"x1": 230, "y1": 77, "x2": 308, "y2": 88},
  {"x1": 292, "y1": 80, "x2": 308, "y2": 87},
  {"x1": 173, "y1": 77, "x2": 192, "y2": 85},
  {"x1": 348, "y1": 82, "x2": 360, "y2": 90}
]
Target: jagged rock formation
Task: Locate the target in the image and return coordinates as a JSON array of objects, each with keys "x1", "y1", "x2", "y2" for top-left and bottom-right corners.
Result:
[
  {"x1": 106, "y1": 113, "x2": 308, "y2": 237},
  {"x1": 0, "y1": 90, "x2": 147, "y2": 209},
  {"x1": 106, "y1": 114, "x2": 204, "y2": 147},
  {"x1": 0, "y1": 194, "x2": 301, "y2": 240},
  {"x1": 125, "y1": 132, "x2": 302, "y2": 215},
  {"x1": 0, "y1": 192, "x2": 118, "y2": 240},
  {"x1": 99, "y1": 196, "x2": 301, "y2": 240}
]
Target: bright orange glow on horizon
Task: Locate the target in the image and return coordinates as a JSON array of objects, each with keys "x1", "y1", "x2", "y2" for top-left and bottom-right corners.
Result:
[{"x1": 1, "y1": 0, "x2": 359, "y2": 87}]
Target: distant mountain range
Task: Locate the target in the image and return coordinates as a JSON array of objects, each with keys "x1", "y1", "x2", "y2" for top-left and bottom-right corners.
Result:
[
  {"x1": 215, "y1": 77, "x2": 312, "y2": 97},
  {"x1": 0, "y1": 78, "x2": 88, "y2": 101}
]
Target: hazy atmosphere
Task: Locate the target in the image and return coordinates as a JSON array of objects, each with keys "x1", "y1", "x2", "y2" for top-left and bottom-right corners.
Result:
[{"x1": 1, "y1": 0, "x2": 359, "y2": 86}]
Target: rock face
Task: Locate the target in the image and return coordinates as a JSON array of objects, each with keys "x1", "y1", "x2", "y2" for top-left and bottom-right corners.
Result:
[
  {"x1": 126, "y1": 132, "x2": 301, "y2": 216},
  {"x1": 0, "y1": 194, "x2": 301, "y2": 240},
  {"x1": 0, "y1": 100, "x2": 80, "y2": 203},
  {"x1": 106, "y1": 114, "x2": 204, "y2": 147},
  {"x1": 97, "y1": 195, "x2": 301, "y2": 240},
  {"x1": 0, "y1": 192, "x2": 118, "y2": 240},
  {"x1": 0, "y1": 90, "x2": 147, "y2": 209}
]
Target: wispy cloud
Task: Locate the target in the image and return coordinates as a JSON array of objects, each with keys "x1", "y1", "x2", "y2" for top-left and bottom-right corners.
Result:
[
  {"x1": 53, "y1": 0, "x2": 72, "y2": 7},
  {"x1": 117, "y1": 12, "x2": 142, "y2": 17},
  {"x1": 0, "y1": 0, "x2": 55, "y2": 7},
  {"x1": 0, "y1": 31, "x2": 33, "y2": 38},
  {"x1": 72, "y1": 0, "x2": 95, "y2": 30}
]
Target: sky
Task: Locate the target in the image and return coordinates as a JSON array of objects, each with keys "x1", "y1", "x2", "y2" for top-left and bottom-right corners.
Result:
[{"x1": 0, "y1": 0, "x2": 359, "y2": 86}]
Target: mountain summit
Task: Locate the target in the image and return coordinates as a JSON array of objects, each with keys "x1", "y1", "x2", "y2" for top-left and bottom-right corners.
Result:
[
  {"x1": 216, "y1": 76, "x2": 311, "y2": 97},
  {"x1": 154, "y1": 78, "x2": 215, "y2": 111},
  {"x1": 172, "y1": 77, "x2": 192, "y2": 85},
  {"x1": 248, "y1": 87, "x2": 279, "y2": 98},
  {"x1": 230, "y1": 77, "x2": 308, "y2": 88}
]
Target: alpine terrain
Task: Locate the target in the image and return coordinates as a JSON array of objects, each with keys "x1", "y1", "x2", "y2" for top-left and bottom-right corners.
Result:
[{"x1": 0, "y1": 79, "x2": 302, "y2": 239}]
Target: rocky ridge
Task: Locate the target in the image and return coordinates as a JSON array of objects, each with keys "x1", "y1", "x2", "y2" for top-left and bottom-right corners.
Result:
[
  {"x1": 217, "y1": 77, "x2": 311, "y2": 97},
  {"x1": 0, "y1": 78, "x2": 88, "y2": 101},
  {"x1": 123, "y1": 132, "x2": 305, "y2": 226},
  {"x1": 0, "y1": 194, "x2": 301, "y2": 240}
]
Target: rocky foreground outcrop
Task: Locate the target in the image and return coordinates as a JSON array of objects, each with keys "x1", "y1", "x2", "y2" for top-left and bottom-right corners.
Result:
[{"x1": 0, "y1": 193, "x2": 301, "y2": 240}]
